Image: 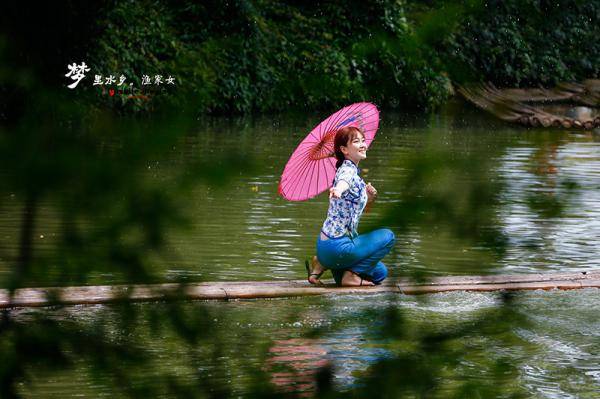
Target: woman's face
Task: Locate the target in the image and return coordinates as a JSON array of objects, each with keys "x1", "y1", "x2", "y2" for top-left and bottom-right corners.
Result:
[{"x1": 341, "y1": 132, "x2": 367, "y2": 163}]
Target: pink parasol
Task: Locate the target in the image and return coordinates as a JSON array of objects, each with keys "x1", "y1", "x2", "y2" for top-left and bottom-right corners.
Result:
[{"x1": 279, "y1": 102, "x2": 380, "y2": 201}]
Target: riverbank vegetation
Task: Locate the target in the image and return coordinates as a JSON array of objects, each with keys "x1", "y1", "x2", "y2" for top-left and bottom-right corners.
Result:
[
  {"x1": 2, "y1": 1, "x2": 598, "y2": 116},
  {"x1": 85, "y1": 0, "x2": 600, "y2": 113}
]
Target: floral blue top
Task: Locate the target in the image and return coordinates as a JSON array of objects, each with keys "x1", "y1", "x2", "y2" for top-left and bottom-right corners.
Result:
[{"x1": 321, "y1": 160, "x2": 368, "y2": 238}]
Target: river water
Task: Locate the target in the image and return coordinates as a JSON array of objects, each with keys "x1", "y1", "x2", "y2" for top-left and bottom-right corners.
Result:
[{"x1": 2, "y1": 104, "x2": 599, "y2": 397}]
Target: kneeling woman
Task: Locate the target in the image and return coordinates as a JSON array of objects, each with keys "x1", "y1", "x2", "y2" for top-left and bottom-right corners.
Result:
[{"x1": 307, "y1": 126, "x2": 395, "y2": 286}]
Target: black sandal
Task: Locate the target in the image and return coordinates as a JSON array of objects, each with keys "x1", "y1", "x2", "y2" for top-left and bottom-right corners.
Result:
[{"x1": 305, "y1": 259, "x2": 324, "y2": 285}]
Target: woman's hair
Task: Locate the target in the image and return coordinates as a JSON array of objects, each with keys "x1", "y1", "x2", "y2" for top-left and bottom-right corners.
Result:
[{"x1": 333, "y1": 126, "x2": 364, "y2": 169}]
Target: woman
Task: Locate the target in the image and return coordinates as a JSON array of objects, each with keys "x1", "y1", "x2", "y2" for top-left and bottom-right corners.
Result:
[{"x1": 307, "y1": 126, "x2": 395, "y2": 286}]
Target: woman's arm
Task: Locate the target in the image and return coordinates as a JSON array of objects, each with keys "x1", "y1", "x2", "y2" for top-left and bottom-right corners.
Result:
[
  {"x1": 329, "y1": 180, "x2": 350, "y2": 198},
  {"x1": 364, "y1": 183, "x2": 378, "y2": 213}
]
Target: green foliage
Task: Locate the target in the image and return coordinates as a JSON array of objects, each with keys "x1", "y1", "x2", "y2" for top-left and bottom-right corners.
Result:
[
  {"x1": 0, "y1": 62, "x2": 256, "y2": 396},
  {"x1": 443, "y1": 0, "x2": 600, "y2": 86},
  {"x1": 4, "y1": 1, "x2": 597, "y2": 116},
  {"x1": 88, "y1": 0, "x2": 453, "y2": 113},
  {"x1": 89, "y1": 0, "x2": 187, "y2": 112}
]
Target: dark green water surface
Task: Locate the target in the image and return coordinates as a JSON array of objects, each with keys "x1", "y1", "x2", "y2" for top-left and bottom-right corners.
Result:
[
  {"x1": 15, "y1": 290, "x2": 600, "y2": 398},
  {"x1": 2, "y1": 105, "x2": 599, "y2": 397},
  {"x1": 2, "y1": 107, "x2": 598, "y2": 282}
]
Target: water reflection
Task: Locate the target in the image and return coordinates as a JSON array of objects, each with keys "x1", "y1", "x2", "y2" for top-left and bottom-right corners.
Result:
[
  {"x1": 498, "y1": 135, "x2": 600, "y2": 272},
  {"x1": 14, "y1": 289, "x2": 600, "y2": 398},
  {"x1": 267, "y1": 338, "x2": 330, "y2": 396}
]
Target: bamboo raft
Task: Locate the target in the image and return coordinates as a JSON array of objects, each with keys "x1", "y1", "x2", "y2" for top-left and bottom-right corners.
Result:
[
  {"x1": 1, "y1": 270, "x2": 598, "y2": 308},
  {"x1": 458, "y1": 80, "x2": 600, "y2": 129}
]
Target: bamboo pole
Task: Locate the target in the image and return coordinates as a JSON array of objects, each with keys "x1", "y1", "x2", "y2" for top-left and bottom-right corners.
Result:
[{"x1": 0, "y1": 270, "x2": 599, "y2": 308}]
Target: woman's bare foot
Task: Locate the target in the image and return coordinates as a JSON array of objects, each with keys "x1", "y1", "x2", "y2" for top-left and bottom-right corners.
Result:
[
  {"x1": 341, "y1": 270, "x2": 375, "y2": 286},
  {"x1": 308, "y1": 256, "x2": 326, "y2": 285}
]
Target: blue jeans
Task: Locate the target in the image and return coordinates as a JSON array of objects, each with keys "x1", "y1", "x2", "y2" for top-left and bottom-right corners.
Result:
[{"x1": 316, "y1": 229, "x2": 395, "y2": 286}]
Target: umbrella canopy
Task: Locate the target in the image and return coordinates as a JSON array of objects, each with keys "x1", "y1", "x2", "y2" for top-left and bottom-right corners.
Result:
[{"x1": 279, "y1": 102, "x2": 380, "y2": 201}]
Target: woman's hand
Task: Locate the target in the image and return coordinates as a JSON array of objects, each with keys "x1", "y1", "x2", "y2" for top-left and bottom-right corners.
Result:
[{"x1": 366, "y1": 182, "x2": 377, "y2": 203}]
